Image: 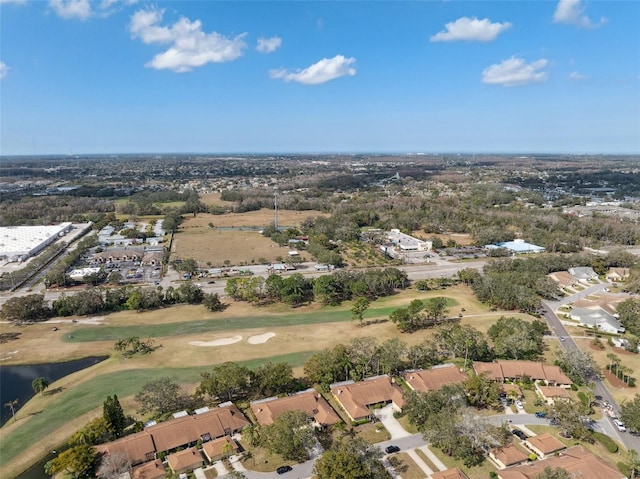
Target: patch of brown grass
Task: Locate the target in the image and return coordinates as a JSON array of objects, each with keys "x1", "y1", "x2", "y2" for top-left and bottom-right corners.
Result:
[
  {"x1": 182, "y1": 210, "x2": 327, "y2": 229},
  {"x1": 388, "y1": 453, "x2": 427, "y2": 479}
]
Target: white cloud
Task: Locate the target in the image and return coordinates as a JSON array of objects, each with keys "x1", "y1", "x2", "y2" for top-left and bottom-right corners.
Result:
[
  {"x1": 482, "y1": 56, "x2": 548, "y2": 87},
  {"x1": 0, "y1": 62, "x2": 9, "y2": 79},
  {"x1": 129, "y1": 8, "x2": 247, "y2": 73},
  {"x1": 430, "y1": 16, "x2": 511, "y2": 42},
  {"x1": 256, "y1": 36, "x2": 282, "y2": 54},
  {"x1": 569, "y1": 70, "x2": 588, "y2": 80},
  {"x1": 49, "y1": 0, "x2": 92, "y2": 20},
  {"x1": 269, "y1": 55, "x2": 356, "y2": 85},
  {"x1": 553, "y1": 0, "x2": 606, "y2": 28}
]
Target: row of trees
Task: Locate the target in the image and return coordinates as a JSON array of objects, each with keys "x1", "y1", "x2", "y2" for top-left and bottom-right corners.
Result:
[
  {"x1": 0, "y1": 285, "x2": 224, "y2": 322},
  {"x1": 389, "y1": 297, "x2": 450, "y2": 332},
  {"x1": 224, "y1": 268, "x2": 409, "y2": 307}
]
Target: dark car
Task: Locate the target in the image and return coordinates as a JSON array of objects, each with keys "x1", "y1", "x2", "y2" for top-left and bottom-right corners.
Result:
[
  {"x1": 276, "y1": 466, "x2": 292, "y2": 474},
  {"x1": 535, "y1": 411, "x2": 546, "y2": 418},
  {"x1": 512, "y1": 429, "x2": 528, "y2": 440},
  {"x1": 385, "y1": 445, "x2": 400, "y2": 454}
]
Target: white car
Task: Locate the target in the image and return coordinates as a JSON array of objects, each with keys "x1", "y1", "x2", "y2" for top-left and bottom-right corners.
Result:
[
  {"x1": 613, "y1": 419, "x2": 626, "y2": 432},
  {"x1": 515, "y1": 400, "x2": 524, "y2": 410}
]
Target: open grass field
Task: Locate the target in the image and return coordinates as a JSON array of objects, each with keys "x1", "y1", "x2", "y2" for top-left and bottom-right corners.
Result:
[
  {"x1": 182, "y1": 209, "x2": 327, "y2": 229},
  {"x1": 172, "y1": 227, "x2": 296, "y2": 267},
  {"x1": 411, "y1": 231, "x2": 475, "y2": 246},
  {"x1": 0, "y1": 284, "x2": 537, "y2": 478}
]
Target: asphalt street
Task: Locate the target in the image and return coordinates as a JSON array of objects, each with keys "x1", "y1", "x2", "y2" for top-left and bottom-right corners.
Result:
[{"x1": 541, "y1": 283, "x2": 640, "y2": 454}]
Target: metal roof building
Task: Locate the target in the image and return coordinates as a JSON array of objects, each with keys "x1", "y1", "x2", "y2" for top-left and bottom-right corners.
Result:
[
  {"x1": 0, "y1": 222, "x2": 72, "y2": 262},
  {"x1": 486, "y1": 239, "x2": 545, "y2": 254}
]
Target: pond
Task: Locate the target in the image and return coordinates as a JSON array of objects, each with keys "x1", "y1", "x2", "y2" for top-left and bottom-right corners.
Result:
[{"x1": 0, "y1": 356, "x2": 108, "y2": 427}]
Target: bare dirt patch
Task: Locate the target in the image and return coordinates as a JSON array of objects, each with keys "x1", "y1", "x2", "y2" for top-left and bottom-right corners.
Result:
[{"x1": 602, "y1": 368, "x2": 627, "y2": 388}]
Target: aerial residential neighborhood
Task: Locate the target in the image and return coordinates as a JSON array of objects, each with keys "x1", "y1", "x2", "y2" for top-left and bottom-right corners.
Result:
[{"x1": 1, "y1": 151, "x2": 639, "y2": 479}]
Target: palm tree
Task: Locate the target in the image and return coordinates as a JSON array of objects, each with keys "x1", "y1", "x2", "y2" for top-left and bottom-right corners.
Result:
[
  {"x1": 606, "y1": 353, "x2": 618, "y2": 371},
  {"x1": 4, "y1": 399, "x2": 19, "y2": 422},
  {"x1": 32, "y1": 377, "x2": 50, "y2": 395},
  {"x1": 242, "y1": 424, "x2": 262, "y2": 447}
]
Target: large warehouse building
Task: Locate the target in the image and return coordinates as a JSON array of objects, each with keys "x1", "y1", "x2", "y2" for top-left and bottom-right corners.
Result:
[{"x1": 0, "y1": 222, "x2": 73, "y2": 262}]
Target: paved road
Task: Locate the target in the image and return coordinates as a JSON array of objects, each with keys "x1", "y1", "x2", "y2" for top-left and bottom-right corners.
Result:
[{"x1": 541, "y1": 283, "x2": 640, "y2": 454}]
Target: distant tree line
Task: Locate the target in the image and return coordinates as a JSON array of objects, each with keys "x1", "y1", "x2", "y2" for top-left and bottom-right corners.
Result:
[{"x1": 0, "y1": 284, "x2": 225, "y2": 322}]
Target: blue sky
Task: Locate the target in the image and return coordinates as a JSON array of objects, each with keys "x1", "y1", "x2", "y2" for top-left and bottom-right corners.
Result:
[{"x1": 1, "y1": 0, "x2": 639, "y2": 155}]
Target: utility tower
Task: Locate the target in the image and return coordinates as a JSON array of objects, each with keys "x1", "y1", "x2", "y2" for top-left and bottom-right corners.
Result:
[{"x1": 274, "y1": 188, "x2": 278, "y2": 230}]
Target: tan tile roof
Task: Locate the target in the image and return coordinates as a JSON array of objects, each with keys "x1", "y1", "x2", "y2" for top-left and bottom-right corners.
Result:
[
  {"x1": 472, "y1": 362, "x2": 503, "y2": 381},
  {"x1": 524, "y1": 433, "x2": 565, "y2": 455},
  {"x1": 540, "y1": 365, "x2": 572, "y2": 385},
  {"x1": 131, "y1": 460, "x2": 165, "y2": 479},
  {"x1": 330, "y1": 375, "x2": 406, "y2": 421},
  {"x1": 472, "y1": 361, "x2": 572, "y2": 385},
  {"x1": 144, "y1": 403, "x2": 249, "y2": 452},
  {"x1": 250, "y1": 389, "x2": 340, "y2": 426},
  {"x1": 194, "y1": 403, "x2": 250, "y2": 439},
  {"x1": 146, "y1": 416, "x2": 199, "y2": 453},
  {"x1": 537, "y1": 386, "x2": 571, "y2": 400},
  {"x1": 490, "y1": 444, "x2": 529, "y2": 467},
  {"x1": 497, "y1": 446, "x2": 624, "y2": 479},
  {"x1": 95, "y1": 432, "x2": 156, "y2": 466},
  {"x1": 547, "y1": 271, "x2": 577, "y2": 288},
  {"x1": 499, "y1": 361, "x2": 545, "y2": 380},
  {"x1": 403, "y1": 365, "x2": 468, "y2": 393},
  {"x1": 607, "y1": 267, "x2": 630, "y2": 279},
  {"x1": 201, "y1": 436, "x2": 238, "y2": 462},
  {"x1": 430, "y1": 468, "x2": 469, "y2": 479},
  {"x1": 166, "y1": 447, "x2": 204, "y2": 473}
]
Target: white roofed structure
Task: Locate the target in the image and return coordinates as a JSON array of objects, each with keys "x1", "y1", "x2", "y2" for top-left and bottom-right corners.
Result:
[{"x1": 0, "y1": 222, "x2": 72, "y2": 262}]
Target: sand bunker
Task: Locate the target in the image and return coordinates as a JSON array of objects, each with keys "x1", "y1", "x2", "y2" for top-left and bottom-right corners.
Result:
[
  {"x1": 0, "y1": 350, "x2": 19, "y2": 361},
  {"x1": 189, "y1": 336, "x2": 243, "y2": 347},
  {"x1": 49, "y1": 316, "x2": 106, "y2": 325},
  {"x1": 247, "y1": 332, "x2": 276, "y2": 344}
]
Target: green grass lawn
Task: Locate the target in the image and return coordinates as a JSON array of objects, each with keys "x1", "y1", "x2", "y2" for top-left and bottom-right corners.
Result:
[
  {"x1": 64, "y1": 303, "x2": 407, "y2": 342},
  {"x1": 0, "y1": 351, "x2": 317, "y2": 469}
]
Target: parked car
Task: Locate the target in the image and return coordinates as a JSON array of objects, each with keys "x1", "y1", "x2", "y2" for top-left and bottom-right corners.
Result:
[
  {"x1": 613, "y1": 419, "x2": 626, "y2": 432},
  {"x1": 276, "y1": 466, "x2": 292, "y2": 474},
  {"x1": 535, "y1": 411, "x2": 546, "y2": 418},
  {"x1": 515, "y1": 400, "x2": 524, "y2": 410},
  {"x1": 385, "y1": 445, "x2": 401, "y2": 454},
  {"x1": 512, "y1": 429, "x2": 528, "y2": 440}
]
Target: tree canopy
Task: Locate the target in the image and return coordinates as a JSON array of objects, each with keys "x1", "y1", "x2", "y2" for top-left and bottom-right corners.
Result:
[
  {"x1": 313, "y1": 438, "x2": 391, "y2": 479},
  {"x1": 134, "y1": 378, "x2": 195, "y2": 416}
]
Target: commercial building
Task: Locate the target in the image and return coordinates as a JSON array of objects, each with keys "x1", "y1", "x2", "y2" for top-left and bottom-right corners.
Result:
[{"x1": 0, "y1": 222, "x2": 72, "y2": 262}]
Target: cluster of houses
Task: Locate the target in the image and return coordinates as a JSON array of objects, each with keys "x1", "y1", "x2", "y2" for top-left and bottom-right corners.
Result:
[
  {"x1": 94, "y1": 359, "x2": 623, "y2": 479},
  {"x1": 548, "y1": 266, "x2": 631, "y2": 335}
]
